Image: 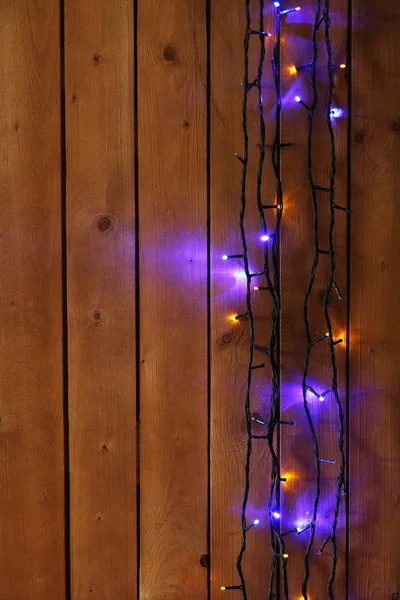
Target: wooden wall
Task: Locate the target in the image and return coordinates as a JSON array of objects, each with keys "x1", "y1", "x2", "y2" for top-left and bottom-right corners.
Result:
[{"x1": 0, "y1": 1, "x2": 398, "y2": 599}]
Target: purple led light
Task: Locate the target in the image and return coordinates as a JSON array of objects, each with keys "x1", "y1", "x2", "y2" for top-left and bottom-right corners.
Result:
[
  {"x1": 222, "y1": 254, "x2": 228, "y2": 260},
  {"x1": 272, "y1": 511, "x2": 280, "y2": 519},
  {"x1": 274, "y1": 1, "x2": 280, "y2": 5},
  {"x1": 261, "y1": 234, "x2": 270, "y2": 242},
  {"x1": 330, "y1": 107, "x2": 344, "y2": 119},
  {"x1": 295, "y1": 95, "x2": 301, "y2": 103},
  {"x1": 253, "y1": 519, "x2": 260, "y2": 525}
]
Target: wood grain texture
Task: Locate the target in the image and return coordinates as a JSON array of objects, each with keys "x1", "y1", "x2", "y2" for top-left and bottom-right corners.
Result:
[
  {"x1": 64, "y1": 1, "x2": 136, "y2": 598},
  {"x1": 137, "y1": 1, "x2": 208, "y2": 598},
  {"x1": 280, "y1": 1, "x2": 348, "y2": 597},
  {"x1": 210, "y1": 2, "x2": 280, "y2": 597},
  {"x1": 349, "y1": 0, "x2": 400, "y2": 597},
  {"x1": 0, "y1": 1, "x2": 65, "y2": 598}
]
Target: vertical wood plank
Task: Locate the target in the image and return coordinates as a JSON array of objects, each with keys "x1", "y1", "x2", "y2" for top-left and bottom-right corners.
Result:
[
  {"x1": 349, "y1": 0, "x2": 400, "y2": 597},
  {"x1": 210, "y1": 1, "x2": 279, "y2": 597},
  {"x1": 0, "y1": 1, "x2": 65, "y2": 598},
  {"x1": 280, "y1": 1, "x2": 348, "y2": 597},
  {"x1": 137, "y1": 1, "x2": 208, "y2": 598},
  {"x1": 64, "y1": 1, "x2": 136, "y2": 597}
]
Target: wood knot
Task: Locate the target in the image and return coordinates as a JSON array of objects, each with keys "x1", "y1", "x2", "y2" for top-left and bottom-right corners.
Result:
[
  {"x1": 93, "y1": 311, "x2": 102, "y2": 324},
  {"x1": 95, "y1": 513, "x2": 104, "y2": 521},
  {"x1": 222, "y1": 334, "x2": 232, "y2": 345},
  {"x1": 100, "y1": 442, "x2": 108, "y2": 452},
  {"x1": 200, "y1": 554, "x2": 209, "y2": 568},
  {"x1": 354, "y1": 132, "x2": 364, "y2": 143},
  {"x1": 92, "y1": 53, "x2": 103, "y2": 66},
  {"x1": 98, "y1": 216, "x2": 111, "y2": 231},
  {"x1": 163, "y1": 44, "x2": 176, "y2": 61}
]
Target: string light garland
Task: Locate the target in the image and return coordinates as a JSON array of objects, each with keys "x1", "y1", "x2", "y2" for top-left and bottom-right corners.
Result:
[
  {"x1": 298, "y1": 1, "x2": 346, "y2": 598},
  {"x1": 221, "y1": 0, "x2": 347, "y2": 598}
]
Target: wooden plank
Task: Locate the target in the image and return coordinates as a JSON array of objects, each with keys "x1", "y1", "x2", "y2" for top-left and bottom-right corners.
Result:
[
  {"x1": 0, "y1": 1, "x2": 65, "y2": 598},
  {"x1": 349, "y1": 0, "x2": 400, "y2": 597},
  {"x1": 210, "y1": 1, "x2": 280, "y2": 597},
  {"x1": 64, "y1": 1, "x2": 136, "y2": 598},
  {"x1": 137, "y1": 1, "x2": 208, "y2": 598},
  {"x1": 280, "y1": 1, "x2": 348, "y2": 597}
]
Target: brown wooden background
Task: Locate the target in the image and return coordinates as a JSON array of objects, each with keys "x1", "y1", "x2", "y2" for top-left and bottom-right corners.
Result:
[{"x1": 0, "y1": 0, "x2": 399, "y2": 598}]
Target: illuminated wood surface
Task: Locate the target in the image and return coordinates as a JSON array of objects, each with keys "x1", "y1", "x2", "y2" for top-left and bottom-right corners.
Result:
[
  {"x1": 65, "y1": 1, "x2": 136, "y2": 597},
  {"x1": 138, "y1": 1, "x2": 208, "y2": 598},
  {"x1": 0, "y1": 1, "x2": 397, "y2": 598}
]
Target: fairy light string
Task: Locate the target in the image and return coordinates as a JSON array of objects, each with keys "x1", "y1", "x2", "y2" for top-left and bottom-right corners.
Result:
[
  {"x1": 321, "y1": 1, "x2": 346, "y2": 597},
  {"x1": 221, "y1": 1, "x2": 346, "y2": 598},
  {"x1": 298, "y1": 0, "x2": 346, "y2": 598},
  {"x1": 300, "y1": 2, "x2": 323, "y2": 597}
]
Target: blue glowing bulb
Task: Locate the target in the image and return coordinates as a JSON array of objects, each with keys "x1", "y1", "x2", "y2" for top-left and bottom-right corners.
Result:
[
  {"x1": 330, "y1": 107, "x2": 343, "y2": 119},
  {"x1": 253, "y1": 519, "x2": 260, "y2": 525},
  {"x1": 319, "y1": 395, "x2": 324, "y2": 402},
  {"x1": 295, "y1": 95, "x2": 301, "y2": 103},
  {"x1": 296, "y1": 526, "x2": 302, "y2": 533},
  {"x1": 272, "y1": 511, "x2": 280, "y2": 519},
  {"x1": 274, "y1": 1, "x2": 280, "y2": 6},
  {"x1": 261, "y1": 234, "x2": 270, "y2": 242},
  {"x1": 222, "y1": 254, "x2": 228, "y2": 260}
]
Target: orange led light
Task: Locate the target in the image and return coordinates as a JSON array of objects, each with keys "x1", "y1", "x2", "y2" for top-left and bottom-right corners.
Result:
[
  {"x1": 288, "y1": 65, "x2": 297, "y2": 75},
  {"x1": 340, "y1": 63, "x2": 346, "y2": 69},
  {"x1": 283, "y1": 553, "x2": 289, "y2": 559},
  {"x1": 295, "y1": 5, "x2": 301, "y2": 9},
  {"x1": 221, "y1": 587, "x2": 226, "y2": 591}
]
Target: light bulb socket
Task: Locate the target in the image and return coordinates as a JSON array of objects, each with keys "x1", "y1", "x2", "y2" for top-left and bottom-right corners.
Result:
[
  {"x1": 253, "y1": 345, "x2": 270, "y2": 355},
  {"x1": 280, "y1": 6, "x2": 300, "y2": 14},
  {"x1": 297, "y1": 99, "x2": 311, "y2": 110},
  {"x1": 235, "y1": 153, "x2": 245, "y2": 163},
  {"x1": 235, "y1": 311, "x2": 249, "y2": 320},
  {"x1": 223, "y1": 253, "x2": 244, "y2": 260},
  {"x1": 249, "y1": 28, "x2": 272, "y2": 37},
  {"x1": 221, "y1": 585, "x2": 243, "y2": 591},
  {"x1": 251, "y1": 416, "x2": 268, "y2": 426},
  {"x1": 296, "y1": 62, "x2": 312, "y2": 71}
]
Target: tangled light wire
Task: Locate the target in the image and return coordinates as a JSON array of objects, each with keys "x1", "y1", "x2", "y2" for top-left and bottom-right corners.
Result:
[{"x1": 221, "y1": 0, "x2": 347, "y2": 598}]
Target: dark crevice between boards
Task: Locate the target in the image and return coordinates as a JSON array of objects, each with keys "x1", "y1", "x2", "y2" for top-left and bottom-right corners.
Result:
[
  {"x1": 345, "y1": 0, "x2": 352, "y2": 597},
  {"x1": 276, "y1": 9, "x2": 282, "y2": 600},
  {"x1": 59, "y1": 0, "x2": 71, "y2": 598},
  {"x1": 134, "y1": 0, "x2": 141, "y2": 597},
  {"x1": 206, "y1": 0, "x2": 211, "y2": 595}
]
